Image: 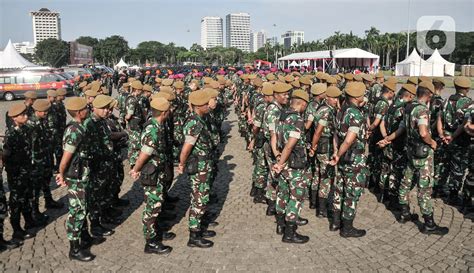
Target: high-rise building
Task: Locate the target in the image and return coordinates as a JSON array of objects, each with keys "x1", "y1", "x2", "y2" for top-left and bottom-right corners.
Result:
[
  {"x1": 12, "y1": 41, "x2": 36, "y2": 54},
  {"x1": 281, "y1": 31, "x2": 304, "y2": 49},
  {"x1": 200, "y1": 16, "x2": 224, "y2": 49},
  {"x1": 226, "y1": 13, "x2": 251, "y2": 52},
  {"x1": 250, "y1": 30, "x2": 266, "y2": 53},
  {"x1": 266, "y1": 36, "x2": 278, "y2": 47},
  {"x1": 30, "y1": 8, "x2": 61, "y2": 44}
]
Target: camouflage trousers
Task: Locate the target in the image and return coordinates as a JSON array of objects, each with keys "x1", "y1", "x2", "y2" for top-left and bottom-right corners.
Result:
[
  {"x1": 263, "y1": 142, "x2": 278, "y2": 201},
  {"x1": 6, "y1": 169, "x2": 33, "y2": 229},
  {"x1": 66, "y1": 169, "x2": 89, "y2": 241},
  {"x1": 189, "y1": 160, "x2": 212, "y2": 231},
  {"x1": 110, "y1": 159, "x2": 125, "y2": 202},
  {"x1": 445, "y1": 143, "x2": 469, "y2": 193},
  {"x1": 162, "y1": 159, "x2": 174, "y2": 194},
  {"x1": 399, "y1": 150, "x2": 434, "y2": 216},
  {"x1": 88, "y1": 161, "x2": 114, "y2": 222},
  {"x1": 142, "y1": 176, "x2": 164, "y2": 241},
  {"x1": 0, "y1": 178, "x2": 7, "y2": 235},
  {"x1": 31, "y1": 166, "x2": 53, "y2": 209},
  {"x1": 333, "y1": 155, "x2": 368, "y2": 221},
  {"x1": 464, "y1": 146, "x2": 474, "y2": 206},
  {"x1": 252, "y1": 146, "x2": 269, "y2": 190},
  {"x1": 276, "y1": 167, "x2": 312, "y2": 222},
  {"x1": 311, "y1": 153, "x2": 335, "y2": 199},
  {"x1": 433, "y1": 142, "x2": 448, "y2": 189},
  {"x1": 379, "y1": 146, "x2": 394, "y2": 191},
  {"x1": 368, "y1": 142, "x2": 383, "y2": 186},
  {"x1": 127, "y1": 129, "x2": 142, "y2": 167}
]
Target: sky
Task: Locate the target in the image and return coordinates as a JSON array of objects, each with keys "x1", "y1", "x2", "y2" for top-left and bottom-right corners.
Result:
[{"x1": 0, "y1": 0, "x2": 472, "y2": 49}]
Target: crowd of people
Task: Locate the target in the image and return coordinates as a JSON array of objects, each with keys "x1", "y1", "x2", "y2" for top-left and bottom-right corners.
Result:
[{"x1": 0, "y1": 66, "x2": 472, "y2": 263}]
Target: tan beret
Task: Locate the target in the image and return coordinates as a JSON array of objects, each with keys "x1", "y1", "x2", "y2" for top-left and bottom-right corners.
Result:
[
  {"x1": 266, "y1": 73, "x2": 276, "y2": 81},
  {"x1": 143, "y1": 84, "x2": 153, "y2": 93},
  {"x1": 361, "y1": 74, "x2": 373, "y2": 82},
  {"x1": 92, "y1": 95, "x2": 113, "y2": 109},
  {"x1": 162, "y1": 79, "x2": 174, "y2": 86},
  {"x1": 131, "y1": 80, "x2": 143, "y2": 90},
  {"x1": 284, "y1": 74, "x2": 295, "y2": 83},
  {"x1": 204, "y1": 88, "x2": 219, "y2": 99},
  {"x1": 386, "y1": 77, "x2": 398, "y2": 84},
  {"x1": 454, "y1": 76, "x2": 471, "y2": 89},
  {"x1": 311, "y1": 83, "x2": 327, "y2": 95},
  {"x1": 292, "y1": 89, "x2": 309, "y2": 103},
  {"x1": 8, "y1": 103, "x2": 27, "y2": 117},
  {"x1": 418, "y1": 81, "x2": 435, "y2": 94},
  {"x1": 375, "y1": 71, "x2": 384, "y2": 78},
  {"x1": 32, "y1": 99, "x2": 51, "y2": 112},
  {"x1": 239, "y1": 74, "x2": 249, "y2": 80},
  {"x1": 65, "y1": 97, "x2": 87, "y2": 111},
  {"x1": 407, "y1": 76, "x2": 418, "y2": 85},
  {"x1": 273, "y1": 82, "x2": 292, "y2": 93},
  {"x1": 90, "y1": 84, "x2": 101, "y2": 93},
  {"x1": 326, "y1": 86, "x2": 342, "y2": 98},
  {"x1": 345, "y1": 82, "x2": 366, "y2": 98},
  {"x1": 189, "y1": 90, "x2": 210, "y2": 106},
  {"x1": 248, "y1": 74, "x2": 257, "y2": 80},
  {"x1": 326, "y1": 76, "x2": 337, "y2": 84},
  {"x1": 262, "y1": 84, "x2": 274, "y2": 96},
  {"x1": 277, "y1": 75, "x2": 285, "y2": 82},
  {"x1": 150, "y1": 97, "x2": 170, "y2": 112},
  {"x1": 84, "y1": 89, "x2": 98, "y2": 97},
  {"x1": 155, "y1": 77, "x2": 162, "y2": 83},
  {"x1": 353, "y1": 74, "x2": 363, "y2": 82},
  {"x1": 173, "y1": 81, "x2": 184, "y2": 89},
  {"x1": 209, "y1": 80, "x2": 220, "y2": 89},
  {"x1": 344, "y1": 73, "x2": 354, "y2": 80},
  {"x1": 252, "y1": 78, "x2": 263, "y2": 87},
  {"x1": 432, "y1": 77, "x2": 445, "y2": 86},
  {"x1": 24, "y1": 91, "x2": 38, "y2": 99},
  {"x1": 160, "y1": 86, "x2": 174, "y2": 95},
  {"x1": 109, "y1": 99, "x2": 118, "y2": 109},
  {"x1": 203, "y1": 77, "x2": 213, "y2": 84},
  {"x1": 78, "y1": 81, "x2": 88, "y2": 88},
  {"x1": 56, "y1": 88, "x2": 67, "y2": 96},
  {"x1": 217, "y1": 77, "x2": 227, "y2": 85},
  {"x1": 401, "y1": 84, "x2": 417, "y2": 95},
  {"x1": 419, "y1": 76, "x2": 431, "y2": 83},
  {"x1": 383, "y1": 82, "x2": 396, "y2": 92},
  {"x1": 152, "y1": 92, "x2": 175, "y2": 102},
  {"x1": 47, "y1": 89, "x2": 57, "y2": 97},
  {"x1": 290, "y1": 80, "x2": 300, "y2": 88}
]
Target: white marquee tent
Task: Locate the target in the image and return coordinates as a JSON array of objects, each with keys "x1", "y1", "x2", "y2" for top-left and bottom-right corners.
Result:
[
  {"x1": 426, "y1": 48, "x2": 455, "y2": 76},
  {"x1": 0, "y1": 40, "x2": 38, "y2": 69},
  {"x1": 114, "y1": 58, "x2": 129, "y2": 69},
  {"x1": 278, "y1": 48, "x2": 380, "y2": 72},
  {"x1": 395, "y1": 49, "x2": 432, "y2": 76}
]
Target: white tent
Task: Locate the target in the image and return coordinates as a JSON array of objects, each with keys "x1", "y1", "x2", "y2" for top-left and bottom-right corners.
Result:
[
  {"x1": 114, "y1": 58, "x2": 129, "y2": 69},
  {"x1": 0, "y1": 40, "x2": 38, "y2": 69},
  {"x1": 278, "y1": 48, "x2": 379, "y2": 72},
  {"x1": 289, "y1": 60, "x2": 300, "y2": 67},
  {"x1": 426, "y1": 48, "x2": 455, "y2": 76},
  {"x1": 395, "y1": 49, "x2": 431, "y2": 76}
]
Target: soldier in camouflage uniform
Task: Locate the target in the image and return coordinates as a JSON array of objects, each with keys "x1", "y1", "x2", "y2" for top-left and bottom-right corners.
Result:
[
  {"x1": 5, "y1": 91, "x2": 37, "y2": 130},
  {"x1": 3, "y1": 104, "x2": 36, "y2": 242},
  {"x1": 1, "y1": 162, "x2": 22, "y2": 251},
  {"x1": 117, "y1": 82, "x2": 130, "y2": 127},
  {"x1": 329, "y1": 82, "x2": 368, "y2": 238},
  {"x1": 130, "y1": 97, "x2": 173, "y2": 255},
  {"x1": 178, "y1": 90, "x2": 215, "y2": 248},
  {"x1": 56, "y1": 97, "x2": 97, "y2": 262},
  {"x1": 55, "y1": 88, "x2": 68, "y2": 171},
  {"x1": 125, "y1": 81, "x2": 145, "y2": 167},
  {"x1": 83, "y1": 95, "x2": 115, "y2": 237},
  {"x1": 140, "y1": 84, "x2": 153, "y2": 120},
  {"x1": 438, "y1": 77, "x2": 472, "y2": 206},
  {"x1": 368, "y1": 82, "x2": 396, "y2": 202},
  {"x1": 380, "y1": 81, "x2": 449, "y2": 235},
  {"x1": 462, "y1": 103, "x2": 474, "y2": 213},
  {"x1": 308, "y1": 86, "x2": 342, "y2": 218},
  {"x1": 369, "y1": 72, "x2": 384, "y2": 105},
  {"x1": 273, "y1": 90, "x2": 310, "y2": 244},
  {"x1": 205, "y1": 88, "x2": 222, "y2": 204},
  {"x1": 172, "y1": 81, "x2": 188, "y2": 161},
  {"x1": 262, "y1": 82, "x2": 291, "y2": 216}
]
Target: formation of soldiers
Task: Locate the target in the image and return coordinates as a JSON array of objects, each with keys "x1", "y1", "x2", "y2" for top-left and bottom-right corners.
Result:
[{"x1": 0, "y1": 66, "x2": 472, "y2": 260}]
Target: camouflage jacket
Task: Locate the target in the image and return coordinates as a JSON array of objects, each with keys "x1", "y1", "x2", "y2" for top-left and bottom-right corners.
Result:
[
  {"x1": 442, "y1": 93, "x2": 472, "y2": 132},
  {"x1": 336, "y1": 101, "x2": 367, "y2": 154},
  {"x1": 402, "y1": 100, "x2": 431, "y2": 145},
  {"x1": 429, "y1": 95, "x2": 444, "y2": 138},
  {"x1": 3, "y1": 125, "x2": 31, "y2": 172},
  {"x1": 28, "y1": 115, "x2": 53, "y2": 168},
  {"x1": 139, "y1": 118, "x2": 168, "y2": 168},
  {"x1": 83, "y1": 114, "x2": 113, "y2": 164},
  {"x1": 62, "y1": 120, "x2": 90, "y2": 179},
  {"x1": 277, "y1": 108, "x2": 306, "y2": 154},
  {"x1": 304, "y1": 99, "x2": 321, "y2": 124},
  {"x1": 263, "y1": 101, "x2": 284, "y2": 141},
  {"x1": 183, "y1": 112, "x2": 213, "y2": 158},
  {"x1": 314, "y1": 100, "x2": 337, "y2": 139},
  {"x1": 253, "y1": 100, "x2": 267, "y2": 129}
]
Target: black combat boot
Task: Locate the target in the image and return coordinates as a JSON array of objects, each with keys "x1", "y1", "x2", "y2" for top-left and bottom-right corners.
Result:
[
  {"x1": 340, "y1": 219, "x2": 366, "y2": 238},
  {"x1": 187, "y1": 231, "x2": 213, "y2": 248},
  {"x1": 23, "y1": 211, "x2": 38, "y2": 230},
  {"x1": 275, "y1": 214, "x2": 285, "y2": 235},
  {"x1": 32, "y1": 207, "x2": 49, "y2": 226},
  {"x1": 421, "y1": 214, "x2": 449, "y2": 235},
  {"x1": 398, "y1": 204, "x2": 413, "y2": 224},
  {"x1": 295, "y1": 216, "x2": 308, "y2": 226},
  {"x1": 249, "y1": 185, "x2": 257, "y2": 197},
  {"x1": 266, "y1": 200, "x2": 276, "y2": 216},
  {"x1": 0, "y1": 234, "x2": 22, "y2": 251},
  {"x1": 447, "y1": 190, "x2": 463, "y2": 206},
  {"x1": 309, "y1": 190, "x2": 317, "y2": 209},
  {"x1": 144, "y1": 237, "x2": 172, "y2": 254},
  {"x1": 90, "y1": 219, "x2": 114, "y2": 237},
  {"x1": 81, "y1": 224, "x2": 106, "y2": 248},
  {"x1": 45, "y1": 197, "x2": 64, "y2": 209},
  {"x1": 157, "y1": 228, "x2": 176, "y2": 241},
  {"x1": 282, "y1": 222, "x2": 309, "y2": 244},
  {"x1": 11, "y1": 215, "x2": 35, "y2": 240},
  {"x1": 69, "y1": 240, "x2": 95, "y2": 262},
  {"x1": 201, "y1": 229, "x2": 216, "y2": 238},
  {"x1": 316, "y1": 198, "x2": 328, "y2": 218},
  {"x1": 329, "y1": 210, "x2": 341, "y2": 231},
  {"x1": 377, "y1": 188, "x2": 389, "y2": 203},
  {"x1": 253, "y1": 188, "x2": 267, "y2": 204}
]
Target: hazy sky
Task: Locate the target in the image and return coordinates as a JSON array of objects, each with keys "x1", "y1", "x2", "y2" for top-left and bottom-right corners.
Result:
[{"x1": 0, "y1": 0, "x2": 472, "y2": 49}]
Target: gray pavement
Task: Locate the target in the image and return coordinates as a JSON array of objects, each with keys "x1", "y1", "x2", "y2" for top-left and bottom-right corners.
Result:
[{"x1": 0, "y1": 107, "x2": 473, "y2": 272}]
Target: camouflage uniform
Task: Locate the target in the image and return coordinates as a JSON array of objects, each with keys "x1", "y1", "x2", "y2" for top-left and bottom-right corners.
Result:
[
  {"x1": 275, "y1": 109, "x2": 311, "y2": 223},
  {"x1": 430, "y1": 94, "x2": 447, "y2": 192},
  {"x1": 105, "y1": 114, "x2": 127, "y2": 204},
  {"x1": 334, "y1": 101, "x2": 369, "y2": 221},
  {"x1": 117, "y1": 89, "x2": 129, "y2": 126},
  {"x1": 55, "y1": 101, "x2": 67, "y2": 169},
  {"x1": 252, "y1": 98, "x2": 269, "y2": 191},
  {"x1": 370, "y1": 97, "x2": 390, "y2": 191},
  {"x1": 442, "y1": 93, "x2": 472, "y2": 196},
  {"x1": 183, "y1": 112, "x2": 213, "y2": 231},
  {"x1": 172, "y1": 92, "x2": 188, "y2": 160},
  {"x1": 125, "y1": 95, "x2": 145, "y2": 166},
  {"x1": 139, "y1": 119, "x2": 168, "y2": 241},
  {"x1": 369, "y1": 83, "x2": 383, "y2": 105},
  {"x1": 63, "y1": 121, "x2": 90, "y2": 241}
]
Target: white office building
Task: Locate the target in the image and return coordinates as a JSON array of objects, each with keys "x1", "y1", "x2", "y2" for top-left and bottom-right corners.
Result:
[
  {"x1": 250, "y1": 30, "x2": 266, "y2": 52},
  {"x1": 12, "y1": 41, "x2": 36, "y2": 54},
  {"x1": 281, "y1": 31, "x2": 304, "y2": 49},
  {"x1": 200, "y1": 16, "x2": 224, "y2": 49},
  {"x1": 226, "y1": 13, "x2": 251, "y2": 52},
  {"x1": 266, "y1": 36, "x2": 278, "y2": 47},
  {"x1": 30, "y1": 8, "x2": 62, "y2": 44}
]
